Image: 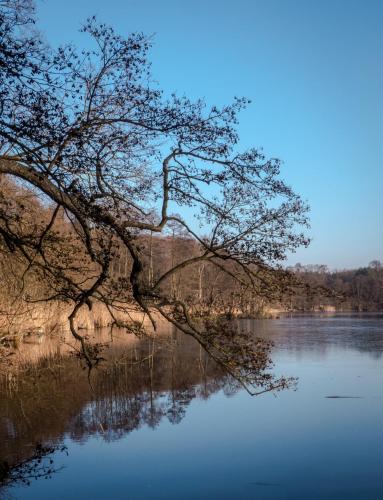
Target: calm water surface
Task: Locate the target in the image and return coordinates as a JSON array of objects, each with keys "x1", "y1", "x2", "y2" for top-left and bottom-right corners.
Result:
[{"x1": 1, "y1": 314, "x2": 382, "y2": 499}]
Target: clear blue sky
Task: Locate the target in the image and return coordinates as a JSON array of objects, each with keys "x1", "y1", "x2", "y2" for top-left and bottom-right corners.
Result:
[{"x1": 36, "y1": 0, "x2": 383, "y2": 269}]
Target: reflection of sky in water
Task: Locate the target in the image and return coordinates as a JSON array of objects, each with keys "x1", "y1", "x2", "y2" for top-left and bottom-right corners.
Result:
[
  {"x1": 6, "y1": 315, "x2": 383, "y2": 499},
  {"x1": 244, "y1": 314, "x2": 383, "y2": 359}
]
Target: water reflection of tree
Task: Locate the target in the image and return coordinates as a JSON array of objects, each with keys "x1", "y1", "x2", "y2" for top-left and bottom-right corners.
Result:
[
  {"x1": 68, "y1": 335, "x2": 236, "y2": 441},
  {"x1": 0, "y1": 443, "x2": 67, "y2": 494},
  {"x1": 0, "y1": 333, "x2": 253, "y2": 490}
]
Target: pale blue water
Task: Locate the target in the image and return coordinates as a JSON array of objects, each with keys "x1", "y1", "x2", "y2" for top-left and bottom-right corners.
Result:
[{"x1": 2, "y1": 314, "x2": 383, "y2": 499}]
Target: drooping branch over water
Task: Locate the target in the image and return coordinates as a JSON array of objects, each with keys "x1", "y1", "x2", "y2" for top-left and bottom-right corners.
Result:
[{"x1": 0, "y1": 0, "x2": 310, "y2": 393}]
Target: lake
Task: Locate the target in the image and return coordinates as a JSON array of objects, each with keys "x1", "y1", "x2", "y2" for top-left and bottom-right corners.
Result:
[{"x1": 1, "y1": 314, "x2": 382, "y2": 499}]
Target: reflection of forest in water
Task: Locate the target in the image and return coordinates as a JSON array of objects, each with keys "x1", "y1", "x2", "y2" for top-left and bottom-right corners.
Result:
[
  {"x1": 0, "y1": 327, "x2": 238, "y2": 481},
  {"x1": 2, "y1": 313, "x2": 382, "y2": 492}
]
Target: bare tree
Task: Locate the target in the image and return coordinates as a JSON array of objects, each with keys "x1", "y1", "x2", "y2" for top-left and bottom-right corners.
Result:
[{"x1": 0, "y1": 0, "x2": 309, "y2": 393}]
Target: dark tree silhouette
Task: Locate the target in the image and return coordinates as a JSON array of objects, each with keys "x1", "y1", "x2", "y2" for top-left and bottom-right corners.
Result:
[
  {"x1": 0, "y1": 443, "x2": 67, "y2": 490},
  {"x1": 0, "y1": 0, "x2": 309, "y2": 393}
]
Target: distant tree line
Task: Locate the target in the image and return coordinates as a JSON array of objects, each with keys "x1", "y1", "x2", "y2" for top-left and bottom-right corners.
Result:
[
  {"x1": 284, "y1": 263, "x2": 383, "y2": 312},
  {"x1": 2, "y1": 178, "x2": 380, "y2": 322},
  {"x1": 115, "y1": 242, "x2": 383, "y2": 314}
]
